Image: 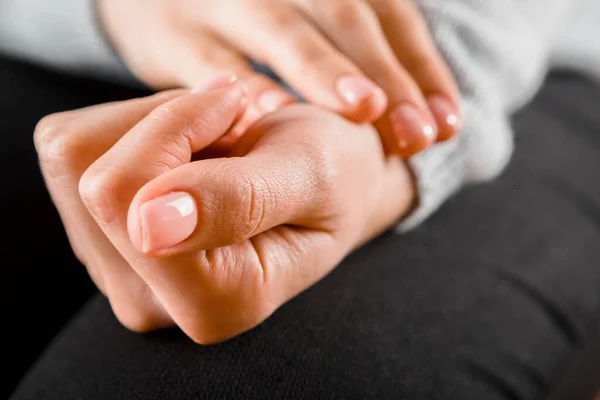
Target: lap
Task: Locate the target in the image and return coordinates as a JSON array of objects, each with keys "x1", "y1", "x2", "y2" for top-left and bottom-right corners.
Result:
[{"x1": 9, "y1": 71, "x2": 600, "y2": 399}]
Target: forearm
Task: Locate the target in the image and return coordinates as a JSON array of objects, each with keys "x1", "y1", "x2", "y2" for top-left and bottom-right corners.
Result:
[
  {"x1": 0, "y1": 0, "x2": 134, "y2": 84},
  {"x1": 399, "y1": 0, "x2": 578, "y2": 229}
]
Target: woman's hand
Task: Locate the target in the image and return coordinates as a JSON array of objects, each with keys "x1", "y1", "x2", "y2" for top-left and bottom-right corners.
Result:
[
  {"x1": 35, "y1": 82, "x2": 414, "y2": 343},
  {"x1": 97, "y1": 0, "x2": 461, "y2": 157}
]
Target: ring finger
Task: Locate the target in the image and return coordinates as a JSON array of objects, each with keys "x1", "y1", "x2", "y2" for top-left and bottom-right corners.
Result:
[
  {"x1": 293, "y1": 0, "x2": 438, "y2": 157},
  {"x1": 368, "y1": 0, "x2": 462, "y2": 141}
]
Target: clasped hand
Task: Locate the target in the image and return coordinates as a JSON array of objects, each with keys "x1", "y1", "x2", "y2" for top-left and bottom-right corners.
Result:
[{"x1": 35, "y1": 81, "x2": 414, "y2": 343}]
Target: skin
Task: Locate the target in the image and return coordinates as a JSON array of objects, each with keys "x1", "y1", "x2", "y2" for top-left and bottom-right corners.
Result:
[
  {"x1": 97, "y1": 0, "x2": 462, "y2": 157},
  {"x1": 35, "y1": 81, "x2": 415, "y2": 343}
]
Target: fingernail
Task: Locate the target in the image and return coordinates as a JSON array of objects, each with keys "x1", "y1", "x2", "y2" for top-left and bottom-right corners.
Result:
[
  {"x1": 257, "y1": 90, "x2": 291, "y2": 113},
  {"x1": 427, "y1": 95, "x2": 462, "y2": 140},
  {"x1": 138, "y1": 192, "x2": 197, "y2": 253},
  {"x1": 191, "y1": 73, "x2": 238, "y2": 93},
  {"x1": 389, "y1": 103, "x2": 437, "y2": 153},
  {"x1": 336, "y1": 75, "x2": 385, "y2": 106}
]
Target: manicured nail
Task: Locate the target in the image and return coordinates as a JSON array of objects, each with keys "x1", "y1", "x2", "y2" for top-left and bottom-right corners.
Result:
[
  {"x1": 257, "y1": 90, "x2": 291, "y2": 113},
  {"x1": 427, "y1": 95, "x2": 461, "y2": 140},
  {"x1": 191, "y1": 73, "x2": 238, "y2": 93},
  {"x1": 336, "y1": 75, "x2": 385, "y2": 107},
  {"x1": 389, "y1": 103, "x2": 437, "y2": 153},
  {"x1": 138, "y1": 192, "x2": 197, "y2": 253}
]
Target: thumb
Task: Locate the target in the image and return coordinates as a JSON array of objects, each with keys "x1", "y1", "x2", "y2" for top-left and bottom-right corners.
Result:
[{"x1": 127, "y1": 134, "x2": 333, "y2": 256}]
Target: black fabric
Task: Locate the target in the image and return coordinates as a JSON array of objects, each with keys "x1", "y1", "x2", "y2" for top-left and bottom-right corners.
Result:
[
  {"x1": 3, "y1": 56, "x2": 600, "y2": 399},
  {"x1": 0, "y1": 56, "x2": 151, "y2": 398}
]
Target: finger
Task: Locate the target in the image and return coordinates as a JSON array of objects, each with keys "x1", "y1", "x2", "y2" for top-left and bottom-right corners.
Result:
[
  {"x1": 126, "y1": 104, "x2": 340, "y2": 255},
  {"x1": 211, "y1": 72, "x2": 298, "y2": 150},
  {"x1": 126, "y1": 146, "x2": 330, "y2": 255},
  {"x1": 368, "y1": 0, "x2": 462, "y2": 141},
  {"x1": 204, "y1": 1, "x2": 388, "y2": 123},
  {"x1": 75, "y1": 84, "x2": 246, "y2": 341},
  {"x1": 174, "y1": 32, "x2": 296, "y2": 112},
  {"x1": 80, "y1": 84, "x2": 247, "y2": 255},
  {"x1": 161, "y1": 31, "x2": 296, "y2": 133},
  {"x1": 294, "y1": 0, "x2": 437, "y2": 157},
  {"x1": 34, "y1": 91, "x2": 188, "y2": 331}
]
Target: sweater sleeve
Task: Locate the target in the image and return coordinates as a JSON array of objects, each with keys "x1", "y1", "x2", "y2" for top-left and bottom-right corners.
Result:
[
  {"x1": 398, "y1": 0, "x2": 578, "y2": 230},
  {"x1": 0, "y1": 0, "x2": 135, "y2": 84}
]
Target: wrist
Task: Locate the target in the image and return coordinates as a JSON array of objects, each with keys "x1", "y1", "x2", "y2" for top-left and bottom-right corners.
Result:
[{"x1": 356, "y1": 156, "x2": 416, "y2": 248}]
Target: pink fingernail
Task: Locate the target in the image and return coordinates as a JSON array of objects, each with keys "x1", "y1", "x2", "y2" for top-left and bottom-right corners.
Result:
[
  {"x1": 257, "y1": 90, "x2": 291, "y2": 113},
  {"x1": 191, "y1": 73, "x2": 238, "y2": 93},
  {"x1": 389, "y1": 103, "x2": 437, "y2": 153},
  {"x1": 138, "y1": 192, "x2": 197, "y2": 253},
  {"x1": 336, "y1": 75, "x2": 384, "y2": 106},
  {"x1": 427, "y1": 95, "x2": 462, "y2": 140}
]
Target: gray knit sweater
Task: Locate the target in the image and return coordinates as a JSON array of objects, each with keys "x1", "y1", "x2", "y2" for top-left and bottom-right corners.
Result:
[{"x1": 1, "y1": 0, "x2": 598, "y2": 229}]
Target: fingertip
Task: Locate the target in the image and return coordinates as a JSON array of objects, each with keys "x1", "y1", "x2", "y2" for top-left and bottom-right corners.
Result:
[
  {"x1": 426, "y1": 95, "x2": 462, "y2": 142},
  {"x1": 387, "y1": 103, "x2": 437, "y2": 158},
  {"x1": 351, "y1": 87, "x2": 389, "y2": 123},
  {"x1": 188, "y1": 73, "x2": 249, "y2": 117},
  {"x1": 336, "y1": 75, "x2": 388, "y2": 122},
  {"x1": 369, "y1": 87, "x2": 389, "y2": 118},
  {"x1": 191, "y1": 72, "x2": 239, "y2": 93},
  {"x1": 393, "y1": 130, "x2": 435, "y2": 158},
  {"x1": 201, "y1": 82, "x2": 250, "y2": 123}
]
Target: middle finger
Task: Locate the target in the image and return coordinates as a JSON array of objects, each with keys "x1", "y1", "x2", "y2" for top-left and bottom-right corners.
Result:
[{"x1": 293, "y1": 0, "x2": 438, "y2": 157}]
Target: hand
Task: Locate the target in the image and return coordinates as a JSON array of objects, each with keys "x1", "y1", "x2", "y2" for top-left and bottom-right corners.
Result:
[
  {"x1": 35, "y1": 81, "x2": 414, "y2": 343},
  {"x1": 98, "y1": 0, "x2": 461, "y2": 157}
]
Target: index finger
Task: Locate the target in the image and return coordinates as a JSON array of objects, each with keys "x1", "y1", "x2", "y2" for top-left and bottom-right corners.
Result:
[
  {"x1": 80, "y1": 83, "x2": 247, "y2": 230},
  {"x1": 77, "y1": 84, "x2": 249, "y2": 341}
]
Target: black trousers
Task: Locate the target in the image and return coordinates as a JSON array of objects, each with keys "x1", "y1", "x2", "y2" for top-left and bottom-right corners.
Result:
[{"x1": 3, "y1": 57, "x2": 600, "y2": 399}]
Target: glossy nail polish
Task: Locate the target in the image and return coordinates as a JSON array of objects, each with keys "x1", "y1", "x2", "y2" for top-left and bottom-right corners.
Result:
[
  {"x1": 138, "y1": 192, "x2": 197, "y2": 253},
  {"x1": 427, "y1": 95, "x2": 462, "y2": 140},
  {"x1": 389, "y1": 103, "x2": 437, "y2": 153},
  {"x1": 336, "y1": 75, "x2": 385, "y2": 107}
]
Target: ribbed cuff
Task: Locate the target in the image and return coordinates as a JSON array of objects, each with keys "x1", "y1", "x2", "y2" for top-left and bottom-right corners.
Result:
[
  {"x1": 396, "y1": 100, "x2": 513, "y2": 232},
  {"x1": 396, "y1": 132, "x2": 468, "y2": 232}
]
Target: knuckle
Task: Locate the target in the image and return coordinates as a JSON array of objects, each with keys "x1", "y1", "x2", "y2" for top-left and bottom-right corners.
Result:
[
  {"x1": 323, "y1": 0, "x2": 361, "y2": 28},
  {"x1": 310, "y1": 142, "x2": 340, "y2": 197},
  {"x1": 226, "y1": 172, "x2": 269, "y2": 242},
  {"x1": 146, "y1": 100, "x2": 180, "y2": 126},
  {"x1": 403, "y1": 50, "x2": 437, "y2": 75},
  {"x1": 112, "y1": 302, "x2": 159, "y2": 333},
  {"x1": 34, "y1": 113, "x2": 67, "y2": 153},
  {"x1": 155, "y1": 131, "x2": 190, "y2": 170},
  {"x1": 292, "y1": 42, "x2": 329, "y2": 69},
  {"x1": 78, "y1": 168, "x2": 122, "y2": 225},
  {"x1": 34, "y1": 113, "x2": 83, "y2": 178},
  {"x1": 252, "y1": 2, "x2": 297, "y2": 32},
  {"x1": 184, "y1": 296, "x2": 271, "y2": 345},
  {"x1": 186, "y1": 326, "x2": 216, "y2": 346},
  {"x1": 289, "y1": 111, "x2": 343, "y2": 197},
  {"x1": 109, "y1": 288, "x2": 166, "y2": 333},
  {"x1": 249, "y1": 5, "x2": 321, "y2": 65}
]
